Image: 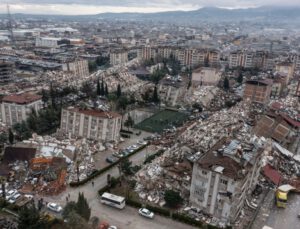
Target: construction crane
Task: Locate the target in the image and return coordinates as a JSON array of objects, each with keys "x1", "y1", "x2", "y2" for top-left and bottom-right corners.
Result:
[{"x1": 7, "y1": 4, "x2": 15, "y2": 47}]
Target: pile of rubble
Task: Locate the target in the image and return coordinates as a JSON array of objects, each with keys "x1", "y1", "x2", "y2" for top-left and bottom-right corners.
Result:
[
  {"x1": 180, "y1": 101, "x2": 252, "y2": 154},
  {"x1": 135, "y1": 146, "x2": 192, "y2": 206},
  {"x1": 0, "y1": 217, "x2": 17, "y2": 229}
]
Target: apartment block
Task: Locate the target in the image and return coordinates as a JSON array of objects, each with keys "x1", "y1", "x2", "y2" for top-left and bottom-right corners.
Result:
[
  {"x1": 110, "y1": 50, "x2": 128, "y2": 66},
  {"x1": 243, "y1": 80, "x2": 272, "y2": 104},
  {"x1": 60, "y1": 107, "x2": 122, "y2": 142},
  {"x1": 62, "y1": 59, "x2": 89, "y2": 78},
  {"x1": 190, "y1": 138, "x2": 263, "y2": 224},
  {"x1": 0, "y1": 60, "x2": 14, "y2": 84},
  {"x1": 0, "y1": 93, "x2": 43, "y2": 126}
]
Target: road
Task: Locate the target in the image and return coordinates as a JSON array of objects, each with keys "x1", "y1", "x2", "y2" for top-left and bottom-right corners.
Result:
[
  {"x1": 252, "y1": 191, "x2": 300, "y2": 229},
  {"x1": 41, "y1": 144, "x2": 196, "y2": 229}
]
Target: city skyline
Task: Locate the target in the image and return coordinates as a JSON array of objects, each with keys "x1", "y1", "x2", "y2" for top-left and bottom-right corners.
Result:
[{"x1": 1, "y1": 0, "x2": 300, "y2": 15}]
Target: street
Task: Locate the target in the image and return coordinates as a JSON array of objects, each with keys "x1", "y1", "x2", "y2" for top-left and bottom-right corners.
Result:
[
  {"x1": 252, "y1": 191, "x2": 300, "y2": 229},
  {"x1": 40, "y1": 142, "x2": 196, "y2": 229}
]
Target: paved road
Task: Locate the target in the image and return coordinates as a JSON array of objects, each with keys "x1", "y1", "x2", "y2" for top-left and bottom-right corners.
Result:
[
  {"x1": 41, "y1": 145, "x2": 195, "y2": 229},
  {"x1": 252, "y1": 191, "x2": 300, "y2": 229}
]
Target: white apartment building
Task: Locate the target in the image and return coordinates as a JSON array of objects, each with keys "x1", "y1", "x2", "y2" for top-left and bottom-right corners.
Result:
[
  {"x1": 0, "y1": 93, "x2": 43, "y2": 126},
  {"x1": 60, "y1": 107, "x2": 122, "y2": 142},
  {"x1": 190, "y1": 138, "x2": 264, "y2": 224},
  {"x1": 35, "y1": 37, "x2": 63, "y2": 48},
  {"x1": 110, "y1": 50, "x2": 128, "y2": 66},
  {"x1": 62, "y1": 60, "x2": 89, "y2": 78}
]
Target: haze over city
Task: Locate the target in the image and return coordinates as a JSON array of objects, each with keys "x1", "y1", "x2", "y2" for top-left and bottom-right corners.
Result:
[{"x1": 0, "y1": 1, "x2": 299, "y2": 229}]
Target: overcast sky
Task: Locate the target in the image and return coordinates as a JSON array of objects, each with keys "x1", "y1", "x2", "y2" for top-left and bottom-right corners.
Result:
[{"x1": 1, "y1": 0, "x2": 300, "y2": 15}]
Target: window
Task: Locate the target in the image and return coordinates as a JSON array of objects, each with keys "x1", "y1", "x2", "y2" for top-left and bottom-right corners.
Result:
[
  {"x1": 220, "y1": 179, "x2": 228, "y2": 185},
  {"x1": 202, "y1": 170, "x2": 207, "y2": 175}
]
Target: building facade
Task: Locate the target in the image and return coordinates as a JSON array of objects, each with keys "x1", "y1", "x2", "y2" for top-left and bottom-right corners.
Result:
[
  {"x1": 0, "y1": 93, "x2": 43, "y2": 126},
  {"x1": 190, "y1": 138, "x2": 264, "y2": 224},
  {"x1": 192, "y1": 67, "x2": 222, "y2": 86},
  {"x1": 243, "y1": 80, "x2": 272, "y2": 104},
  {"x1": 0, "y1": 60, "x2": 14, "y2": 84},
  {"x1": 60, "y1": 107, "x2": 122, "y2": 142},
  {"x1": 110, "y1": 50, "x2": 128, "y2": 66},
  {"x1": 62, "y1": 59, "x2": 89, "y2": 78}
]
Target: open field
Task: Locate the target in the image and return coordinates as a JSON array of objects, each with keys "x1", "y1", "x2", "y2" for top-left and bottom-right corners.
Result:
[{"x1": 135, "y1": 109, "x2": 188, "y2": 133}]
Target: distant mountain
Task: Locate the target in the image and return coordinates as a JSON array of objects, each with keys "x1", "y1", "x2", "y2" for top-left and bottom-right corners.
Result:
[{"x1": 1, "y1": 6, "x2": 300, "y2": 24}]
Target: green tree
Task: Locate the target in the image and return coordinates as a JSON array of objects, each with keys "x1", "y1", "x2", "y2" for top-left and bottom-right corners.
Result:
[
  {"x1": 88, "y1": 61, "x2": 97, "y2": 73},
  {"x1": 62, "y1": 201, "x2": 77, "y2": 219},
  {"x1": 27, "y1": 108, "x2": 38, "y2": 131},
  {"x1": 237, "y1": 72, "x2": 243, "y2": 84},
  {"x1": 49, "y1": 83, "x2": 56, "y2": 108},
  {"x1": 124, "y1": 115, "x2": 134, "y2": 130},
  {"x1": 65, "y1": 211, "x2": 90, "y2": 229},
  {"x1": 96, "y1": 79, "x2": 101, "y2": 96},
  {"x1": 164, "y1": 190, "x2": 183, "y2": 208},
  {"x1": 76, "y1": 192, "x2": 91, "y2": 221},
  {"x1": 81, "y1": 82, "x2": 94, "y2": 98},
  {"x1": 152, "y1": 86, "x2": 160, "y2": 104},
  {"x1": 13, "y1": 121, "x2": 32, "y2": 141},
  {"x1": 117, "y1": 96, "x2": 128, "y2": 111},
  {"x1": 100, "y1": 79, "x2": 105, "y2": 96},
  {"x1": 8, "y1": 128, "x2": 14, "y2": 145},
  {"x1": 18, "y1": 205, "x2": 48, "y2": 229},
  {"x1": 41, "y1": 89, "x2": 49, "y2": 106},
  {"x1": 104, "y1": 83, "x2": 108, "y2": 96},
  {"x1": 120, "y1": 158, "x2": 134, "y2": 176},
  {"x1": 223, "y1": 77, "x2": 230, "y2": 90},
  {"x1": 116, "y1": 84, "x2": 122, "y2": 98}
]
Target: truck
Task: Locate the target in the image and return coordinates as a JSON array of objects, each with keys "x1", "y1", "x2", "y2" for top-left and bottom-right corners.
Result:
[{"x1": 275, "y1": 189, "x2": 287, "y2": 208}]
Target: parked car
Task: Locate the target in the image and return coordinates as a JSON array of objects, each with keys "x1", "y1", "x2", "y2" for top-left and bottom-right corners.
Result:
[
  {"x1": 106, "y1": 155, "x2": 118, "y2": 163},
  {"x1": 137, "y1": 140, "x2": 148, "y2": 145},
  {"x1": 130, "y1": 145, "x2": 138, "y2": 149},
  {"x1": 113, "y1": 152, "x2": 124, "y2": 158},
  {"x1": 8, "y1": 193, "x2": 21, "y2": 204},
  {"x1": 138, "y1": 208, "x2": 154, "y2": 219},
  {"x1": 47, "y1": 202, "x2": 62, "y2": 213},
  {"x1": 108, "y1": 226, "x2": 118, "y2": 229},
  {"x1": 5, "y1": 190, "x2": 17, "y2": 200}
]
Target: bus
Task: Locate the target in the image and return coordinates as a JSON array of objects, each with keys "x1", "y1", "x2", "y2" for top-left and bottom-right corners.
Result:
[{"x1": 100, "y1": 192, "x2": 125, "y2": 209}]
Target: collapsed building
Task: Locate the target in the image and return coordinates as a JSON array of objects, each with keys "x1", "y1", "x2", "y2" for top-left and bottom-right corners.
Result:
[{"x1": 189, "y1": 136, "x2": 266, "y2": 225}]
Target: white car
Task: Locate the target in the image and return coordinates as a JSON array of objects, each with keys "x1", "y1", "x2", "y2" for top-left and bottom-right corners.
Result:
[
  {"x1": 108, "y1": 226, "x2": 118, "y2": 229},
  {"x1": 47, "y1": 202, "x2": 62, "y2": 213},
  {"x1": 8, "y1": 193, "x2": 21, "y2": 204},
  {"x1": 5, "y1": 190, "x2": 17, "y2": 200},
  {"x1": 138, "y1": 208, "x2": 154, "y2": 219}
]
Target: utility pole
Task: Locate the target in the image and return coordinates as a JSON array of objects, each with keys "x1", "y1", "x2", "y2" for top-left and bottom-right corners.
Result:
[{"x1": 7, "y1": 4, "x2": 15, "y2": 48}]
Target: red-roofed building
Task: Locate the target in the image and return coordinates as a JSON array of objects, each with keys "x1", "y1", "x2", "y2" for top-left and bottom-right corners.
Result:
[
  {"x1": 1, "y1": 93, "x2": 42, "y2": 126},
  {"x1": 60, "y1": 107, "x2": 122, "y2": 142}
]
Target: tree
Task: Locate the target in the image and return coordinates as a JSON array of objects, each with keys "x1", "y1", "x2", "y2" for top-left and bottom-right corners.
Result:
[
  {"x1": 18, "y1": 205, "x2": 48, "y2": 229},
  {"x1": 88, "y1": 61, "x2": 97, "y2": 73},
  {"x1": 76, "y1": 192, "x2": 91, "y2": 221},
  {"x1": 104, "y1": 83, "x2": 108, "y2": 96},
  {"x1": 96, "y1": 79, "x2": 101, "y2": 96},
  {"x1": 65, "y1": 211, "x2": 90, "y2": 229},
  {"x1": 27, "y1": 108, "x2": 38, "y2": 131},
  {"x1": 116, "y1": 84, "x2": 122, "y2": 98},
  {"x1": 124, "y1": 115, "x2": 134, "y2": 130},
  {"x1": 237, "y1": 72, "x2": 243, "y2": 84},
  {"x1": 8, "y1": 128, "x2": 14, "y2": 145},
  {"x1": 164, "y1": 190, "x2": 183, "y2": 208},
  {"x1": 100, "y1": 79, "x2": 105, "y2": 96},
  {"x1": 152, "y1": 86, "x2": 160, "y2": 104},
  {"x1": 49, "y1": 83, "x2": 57, "y2": 108},
  {"x1": 41, "y1": 89, "x2": 49, "y2": 106},
  {"x1": 223, "y1": 77, "x2": 230, "y2": 90},
  {"x1": 81, "y1": 82, "x2": 94, "y2": 98},
  {"x1": 13, "y1": 121, "x2": 32, "y2": 141},
  {"x1": 62, "y1": 201, "x2": 77, "y2": 219},
  {"x1": 0, "y1": 132, "x2": 8, "y2": 145},
  {"x1": 117, "y1": 96, "x2": 128, "y2": 111},
  {"x1": 120, "y1": 158, "x2": 134, "y2": 176}
]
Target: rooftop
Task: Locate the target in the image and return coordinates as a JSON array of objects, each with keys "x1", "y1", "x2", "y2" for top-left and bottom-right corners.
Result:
[
  {"x1": 66, "y1": 107, "x2": 121, "y2": 119},
  {"x1": 2, "y1": 93, "x2": 42, "y2": 104}
]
